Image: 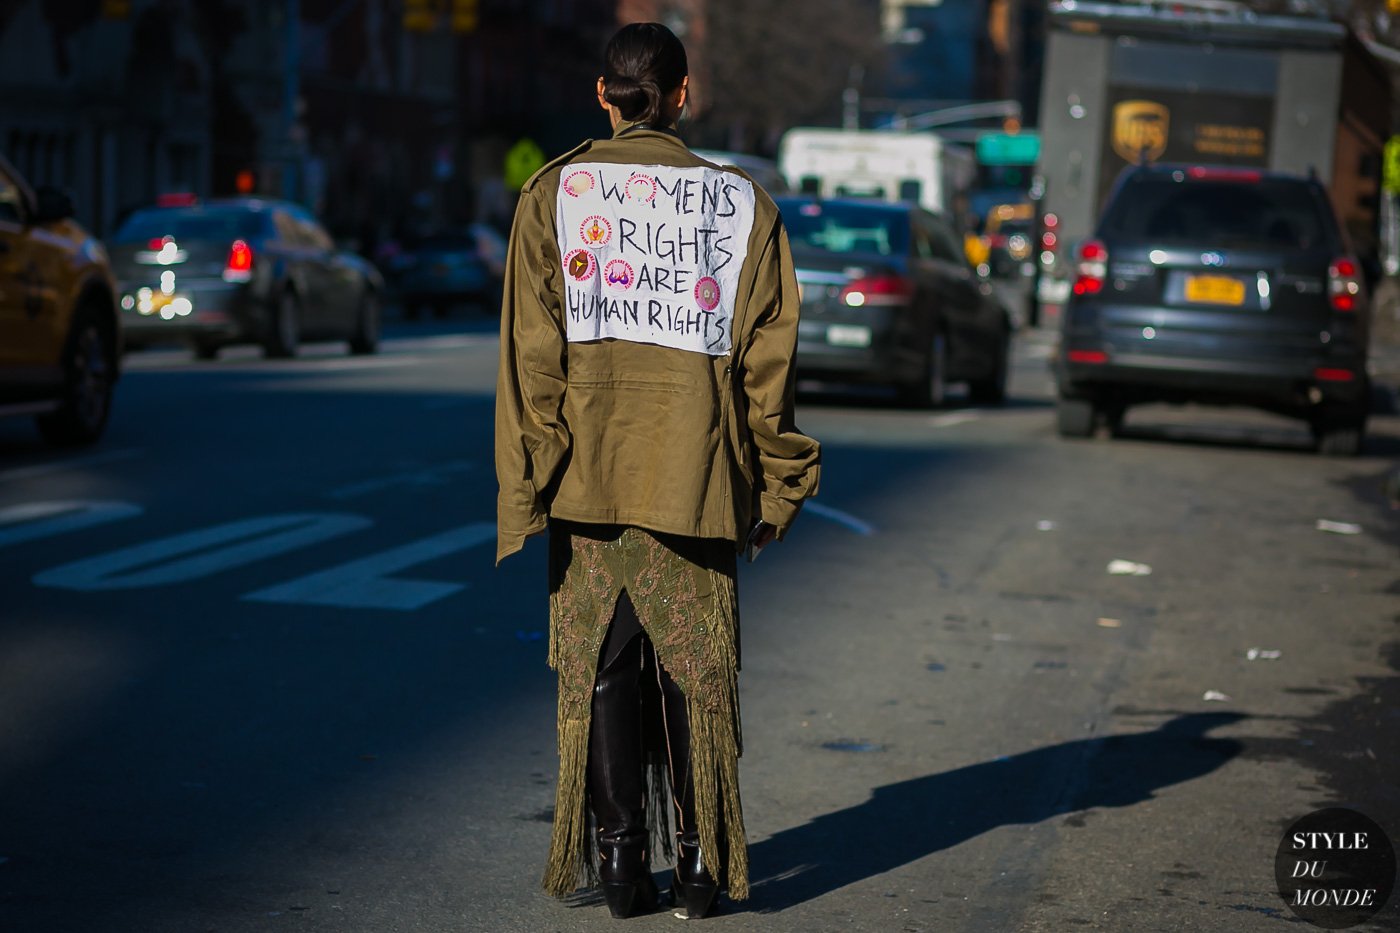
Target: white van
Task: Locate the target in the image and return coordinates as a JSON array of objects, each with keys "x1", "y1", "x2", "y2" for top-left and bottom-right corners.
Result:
[{"x1": 777, "y1": 128, "x2": 975, "y2": 216}]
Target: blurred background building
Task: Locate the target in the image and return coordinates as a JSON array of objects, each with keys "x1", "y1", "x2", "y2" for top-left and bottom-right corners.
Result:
[{"x1": 0, "y1": 0, "x2": 1394, "y2": 245}]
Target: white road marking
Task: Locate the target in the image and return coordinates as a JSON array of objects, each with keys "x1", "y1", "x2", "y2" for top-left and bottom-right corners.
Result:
[
  {"x1": 0, "y1": 448, "x2": 142, "y2": 484},
  {"x1": 244, "y1": 522, "x2": 495, "y2": 611},
  {"x1": 328, "y1": 461, "x2": 474, "y2": 500},
  {"x1": 927, "y1": 413, "x2": 979, "y2": 428},
  {"x1": 1022, "y1": 343, "x2": 1054, "y2": 360},
  {"x1": 33, "y1": 513, "x2": 370, "y2": 591},
  {"x1": 805, "y1": 502, "x2": 876, "y2": 536},
  {"x1": 0, "y1": 501, "x2": 144, "y2": 549},
  {"x1": 285, "y1": 356, "x2": 423, "y2": 372}
]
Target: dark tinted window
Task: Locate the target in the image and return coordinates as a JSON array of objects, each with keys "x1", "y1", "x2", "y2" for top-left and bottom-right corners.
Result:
[
  {"x1": 1100, "y1": 175, "x2": 1333, "y2": 251},
  {"x1": 923, "y1": 214, "x2": 964, "y2": 264},
  {"x1": 777, "y1": 200, "x2": 909, "y2": 257},
  {"x1": 114, "y1": 207, "x2": 270, "y2": 244},
  {"x1": 409, "y1": 233, "x2": 478, "y2": 252}
]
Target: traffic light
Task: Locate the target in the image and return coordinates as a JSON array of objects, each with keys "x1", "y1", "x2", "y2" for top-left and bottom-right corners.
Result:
[{"x1": 452, "y1": 0, "x2": 478, "y2": 33}]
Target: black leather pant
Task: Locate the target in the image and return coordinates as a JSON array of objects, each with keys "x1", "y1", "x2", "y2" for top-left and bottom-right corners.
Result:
[{"x1": 588, "y1": 591, "x2": 696, "y2": 872}]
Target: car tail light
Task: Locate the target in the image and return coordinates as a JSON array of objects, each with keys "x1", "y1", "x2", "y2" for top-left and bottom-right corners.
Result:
[
  {"x1": 1313, "y1": 367, "x2": 1355, "y2": 382},
  {"x1": 223, "y1": 239, "x2": 254, "y2": 283},
  {"x1": 841, "y1": 274, "x2": 912, "y2": 308},
  {"x1": 1185, "y1": 167, "x2": 1262, "y2": 183},
  {"x1": 1328, "y1": 258, "x2": 1360, "y2": 312},
  {"x1": 1068, "y1": 349, "x2": 1108, "y2": 364},
  {"x1": 1073, "y1": 240, "x2": 1108, "y2": 296}
]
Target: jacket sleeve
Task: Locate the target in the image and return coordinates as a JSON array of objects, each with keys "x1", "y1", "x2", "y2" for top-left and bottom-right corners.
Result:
[
  {"x1": 495, "y1": 182, "x2": 570, "y2": 563},
  {"x1": 740, "y1": 219, "x2": 821, "y2": 538}
]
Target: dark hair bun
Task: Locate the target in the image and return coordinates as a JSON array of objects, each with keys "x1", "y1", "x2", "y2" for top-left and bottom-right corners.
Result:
[
  {"x1": 603, "y1": 23, "x2": 687, "y2": 127},
  {"x1": 603, "y1": 74, "x2": 661, "y2": 125}
]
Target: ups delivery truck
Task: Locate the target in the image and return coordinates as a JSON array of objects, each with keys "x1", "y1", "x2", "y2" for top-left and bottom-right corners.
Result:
[{"x1": 1036, "y1": 0, "x2": 1390, "y2": 309}]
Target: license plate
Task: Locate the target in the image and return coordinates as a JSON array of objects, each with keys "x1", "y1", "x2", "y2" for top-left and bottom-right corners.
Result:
[
  {"x1": 1185, "y1": 275, "x2": 1246, "y2": 306},
  {"x1": 827, "y1": 324, "x2": 871, "y2": 348}
]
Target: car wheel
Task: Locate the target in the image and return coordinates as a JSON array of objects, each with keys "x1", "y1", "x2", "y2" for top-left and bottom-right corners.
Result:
[
  {"x1": 1103, "y1": 401, "x2": 1128, "y2": 437},
  {"x1": 264, "y1": 290, "x2": 301, "y2": 358},
  {"x1": 968, "y1": 330, "x2": 1009, "y2": 405},
  {"x1": 431, "y1": 301, "x2": 451, "y2": 319},
  {"x1": 901, "y1": 331, "x2": 947, "y2": 408},
  {"x1": 1313, "y1": 420, "x2": 1364, "y2": 457},
  {"x1": 192, "y1": 340, "x2": 221, "y2": 361},
  {"x1": 36, "y1": 306, "x2": 115, "y2": 447},
  {"x1": 349, "y1": 290, "x2": 381, "y2": 355},
  {"x1": 1056, "y1": 395, "x2": 1097, "y2": 438}
]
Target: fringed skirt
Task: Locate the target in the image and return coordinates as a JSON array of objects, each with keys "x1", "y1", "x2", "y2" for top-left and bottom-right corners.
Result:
[{"x1": 543, "y1": 521, "x2": 748, "y2": 900}]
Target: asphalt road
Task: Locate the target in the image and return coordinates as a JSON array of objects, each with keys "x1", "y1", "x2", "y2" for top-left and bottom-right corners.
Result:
[{"x1": 0, "y1": 309, "x2": 1397, "y2": 933}]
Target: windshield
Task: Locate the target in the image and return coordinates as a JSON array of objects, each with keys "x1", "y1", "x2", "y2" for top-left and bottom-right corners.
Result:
[
  {"x1": 1100, "y1": 175, "x2": 1334, "y2": 251},
  {"x1": 777, "y1": 200, "x2": 909, "y2": 257},
  {"x1": 114, "y1": 208, "x2": 270, "y2": 244}
]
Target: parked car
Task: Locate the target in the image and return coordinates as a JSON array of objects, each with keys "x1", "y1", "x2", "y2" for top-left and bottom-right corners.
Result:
[
  {"x1": 775, "y1": 196, "x2": 1013, "y2": 406},
  {"x1": 109, "y1": 197, "x2": 383, "y2": 359},
  {"x1": 1054, "y1": 164, "x2": 1370, "y2": 454},
  {"x1": 387, "y1": 227, "x2": 502, "y2": 318},
  {"x1": 0, "y1": 154, "x2": 121, "y2": 446}
]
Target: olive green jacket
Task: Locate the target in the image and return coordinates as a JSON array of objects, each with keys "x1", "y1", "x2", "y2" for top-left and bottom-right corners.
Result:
[{"x1": 495, "y1": 124, "x2": 820, "y2": 563}]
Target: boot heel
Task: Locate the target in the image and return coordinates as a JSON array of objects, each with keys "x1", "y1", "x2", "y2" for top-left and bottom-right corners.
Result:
[
  {"x1": 675, "y1": 877, "x2": 718, "y2": 919},
  {"x1": 601, "y1": 881, "x2": 637, "y2": 919}
]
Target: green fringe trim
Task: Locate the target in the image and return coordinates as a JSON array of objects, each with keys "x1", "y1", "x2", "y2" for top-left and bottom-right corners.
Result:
[
  {"x1": 681, "y1": 565, "x2": 748, "y2": 899},
  {"x1": 689, "y1": 700, "x2": 750, "y2": 899},
  {"x1": 542, "y1": 718, "x2": 592, "y2": 897}
]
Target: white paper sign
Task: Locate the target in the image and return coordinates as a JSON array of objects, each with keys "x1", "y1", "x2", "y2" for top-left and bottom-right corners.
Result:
[{"x1": 556, "y1": 162, "x2": 755, "y2": 356}]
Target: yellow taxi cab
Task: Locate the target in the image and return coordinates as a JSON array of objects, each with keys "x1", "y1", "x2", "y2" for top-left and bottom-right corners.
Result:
[
  {"x1": 968, "y1": 202, "x2": 1036, "y2": 276},
  {"x1": 0, "y1": 154, "x2": 121, "y2": 445}
]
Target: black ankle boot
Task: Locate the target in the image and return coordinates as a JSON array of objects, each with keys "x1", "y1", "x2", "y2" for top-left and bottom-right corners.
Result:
[
  {"x1": 673, "y1": 832, "x2": 719, "y2": 919},
  {"x1": 588, "y1": 603, "x2": 659, "y2": 919},
  {"x1": 597, "y1": 833, "x2": 660, "y2": 919},
  {"x1": 657, "y1": 659, "x2": 720, "y2": 919}
]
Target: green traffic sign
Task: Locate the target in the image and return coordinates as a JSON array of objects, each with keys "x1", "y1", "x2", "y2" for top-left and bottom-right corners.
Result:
[
  {"x1": 1384, "y1": 136, "x2": 1400, "y2": 195},
  {"x1": 977, "y1": 132, "x2": 1040, "y2": 166},
  {"x1": 504, "y1": 138, "x2": 546, "y2": 192}
]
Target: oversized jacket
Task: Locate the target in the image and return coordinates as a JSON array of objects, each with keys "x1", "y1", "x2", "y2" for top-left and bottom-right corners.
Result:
[{"x1": 494, "y1": 123, "x2": 820, "y2": 563}]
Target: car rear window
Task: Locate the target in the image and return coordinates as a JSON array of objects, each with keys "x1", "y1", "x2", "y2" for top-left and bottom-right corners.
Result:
[
  {"x1": 777, "y1": 200, "x2": 909, "y2": 257},
  {"x1": 1099, "y1": 175, "x2": 1334, "y2": 251},
  {"x1": 113, "y1": 208, "x2": 270, "y2": 244}
]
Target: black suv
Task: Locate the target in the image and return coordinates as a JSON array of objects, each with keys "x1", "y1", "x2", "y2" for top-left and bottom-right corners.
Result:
[{"x1": 1054, "y1": 165, "x2": 1370, "y2": 454}]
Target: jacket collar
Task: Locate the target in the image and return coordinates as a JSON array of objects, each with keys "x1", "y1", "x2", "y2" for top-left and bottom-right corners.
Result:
[{"x1": 612, "y1": 120, "x2": 685, "y2": 144}]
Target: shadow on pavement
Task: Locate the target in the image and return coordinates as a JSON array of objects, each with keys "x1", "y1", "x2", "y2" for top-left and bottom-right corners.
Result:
[{"x1": 743, "y1": 712, "x2": 1245, "y2": 912}]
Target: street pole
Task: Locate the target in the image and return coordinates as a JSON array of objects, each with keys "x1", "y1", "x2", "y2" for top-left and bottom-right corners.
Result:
[
  {"x1": 843, "y1": 64, "x2": 864, "y2": 130},
  {"x1": 284, "y1": 0, "x2": 301, "y2": 202}
]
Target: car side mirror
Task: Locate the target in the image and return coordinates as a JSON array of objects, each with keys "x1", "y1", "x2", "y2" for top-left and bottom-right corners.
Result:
[{"x1": 33, "y1": 186, "x2": 75, "y2": 225}]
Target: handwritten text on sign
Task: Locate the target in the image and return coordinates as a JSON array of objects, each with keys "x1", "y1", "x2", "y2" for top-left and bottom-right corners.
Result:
[{"x1": 556, "y1": 162, "x2": 755, "y2": 356}]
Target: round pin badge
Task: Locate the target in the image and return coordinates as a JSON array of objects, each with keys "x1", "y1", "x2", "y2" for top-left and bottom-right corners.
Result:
[
  {"x1": 564, "y1": 248, "x2": 597, "y2": 283},
  {"x1": 604, "y1": 259, "x2": 635, "y2": 290},
  {"x1": 563, "y1": 170, "x2": 594, "y2": 198},
  {"x1": 626, "y1": 173, "x2": 657, "y2": 202},
  {"x1": 579, "y1": 215, "x2": 612, "y2": 249},
  {"x1": 695, "y1": 276, "x2": 721, "y2": 311}
]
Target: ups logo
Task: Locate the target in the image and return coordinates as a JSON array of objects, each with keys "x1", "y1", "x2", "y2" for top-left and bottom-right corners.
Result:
[{"x1": 1112, "y1": 100, "x2": 1170, "y2": 163}]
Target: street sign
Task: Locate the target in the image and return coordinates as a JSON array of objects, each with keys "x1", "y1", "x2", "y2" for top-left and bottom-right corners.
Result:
[
  {"x1": 977, "y1": 132, "x2": 1041, "y2": 166},
  {"x1": 504, "y1": 138, "x2": 546, "y2": 191},
  {"x1": 1385, "y1": 136, "x2": 1400, "y2": 195}
]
